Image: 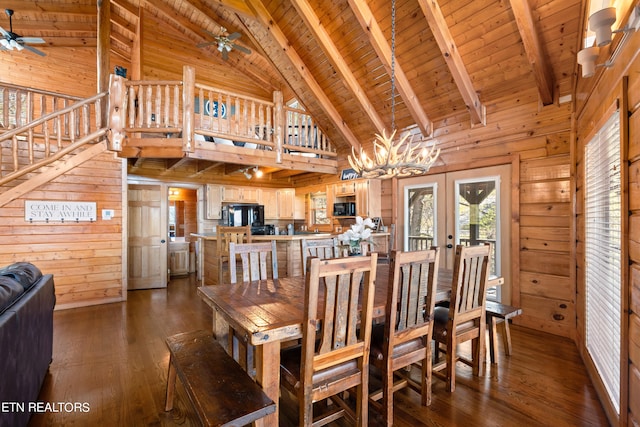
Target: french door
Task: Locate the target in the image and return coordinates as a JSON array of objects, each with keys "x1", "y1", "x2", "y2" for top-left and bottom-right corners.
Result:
[{"x1": 400, "y1": 165, "x2": 512, "y2": 302}]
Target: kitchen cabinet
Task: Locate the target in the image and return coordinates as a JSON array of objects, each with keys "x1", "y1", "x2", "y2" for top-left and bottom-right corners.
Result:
[
  {"x1": 205, "y1": 184, "x2": 223, "y2": 219},
  {"x1": 334, "y1": 181, "x2": 356, "y2": 196},
  {"x1": 169, "y1": 241, "x2": 190, "y2": 276},
  {"x1": 261, "y1": 188, "x2": 278, "y2": 219},
  {"x1": 355, "y1": 179, "x2": 381, "y2": 218},
  {"x1": 222, "y1": 186, "x2": 260, "y2": 203},
  {"x1": 277, "y1": 189, "x2": 296, "y2": 219}
]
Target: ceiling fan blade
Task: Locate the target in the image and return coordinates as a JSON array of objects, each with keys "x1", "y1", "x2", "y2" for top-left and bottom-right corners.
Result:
[
  {"x1": 22, "y1": 44, "x2": 46, "y2": 56},
  {"x1": 221, "y1": 48, "x2": 229, "y2": 61},
  {"x1": 0, "y1": 26, "x2": 9, "y2": 38},
  {"x1": 17, "y1": 37, "x2": 45, "y2": 44},
  {"x1": 227, "y1": 32, "x2": 241, "y2": 41},
  {"x1": 196, "y1": 41, "x2": 216, "y2": 48},
  {"x1": 232, "y1": 44, "x2": 251, "y2": 55}
]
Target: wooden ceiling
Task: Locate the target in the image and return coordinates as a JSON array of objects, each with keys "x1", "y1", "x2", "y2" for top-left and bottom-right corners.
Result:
[{"x1": 1, "y1": 0, "x2": 587, "y2": 178}]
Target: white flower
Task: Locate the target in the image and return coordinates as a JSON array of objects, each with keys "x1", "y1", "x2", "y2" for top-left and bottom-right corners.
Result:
[{"x1": 338, "y1": 216, "x2": 375, "y2": 243}]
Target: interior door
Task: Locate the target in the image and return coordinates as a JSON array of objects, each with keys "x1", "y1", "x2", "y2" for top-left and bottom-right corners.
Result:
[
  {"x1": 128, "y1": 183, "x2": 167, "y2": 289},
  {"x1": 400, "y1": 165, "x2": 511, "y2": 302}
]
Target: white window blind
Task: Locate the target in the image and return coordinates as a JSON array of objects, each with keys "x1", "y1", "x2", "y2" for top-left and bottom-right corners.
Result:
[{"x1": 584, "y1": 110, "x2": 621, "y2": 414}]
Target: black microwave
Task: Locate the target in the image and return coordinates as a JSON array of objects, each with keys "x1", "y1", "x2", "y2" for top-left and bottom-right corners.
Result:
[{"x1": 333, "y1": 202, "x2": 356, "y2": 216}]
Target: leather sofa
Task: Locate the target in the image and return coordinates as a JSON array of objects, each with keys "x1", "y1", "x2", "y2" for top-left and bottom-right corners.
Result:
[{"x1": 0, "y1": 262, "x2": 55, "y2": 427}]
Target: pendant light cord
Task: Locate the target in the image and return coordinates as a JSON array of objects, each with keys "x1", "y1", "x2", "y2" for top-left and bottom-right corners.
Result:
[{"x1": 391, "y1": 0, "x2": 396, "y2": 131}]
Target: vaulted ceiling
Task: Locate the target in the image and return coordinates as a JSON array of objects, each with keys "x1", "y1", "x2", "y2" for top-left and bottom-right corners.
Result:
[{"x1": 1, "y1": 0, "x2": 586, "y2": 159}]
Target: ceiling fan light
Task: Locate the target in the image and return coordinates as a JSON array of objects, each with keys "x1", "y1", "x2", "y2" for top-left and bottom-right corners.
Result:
[{"x1": 10, "y1": 39, "x2": 22, "y2": 50}]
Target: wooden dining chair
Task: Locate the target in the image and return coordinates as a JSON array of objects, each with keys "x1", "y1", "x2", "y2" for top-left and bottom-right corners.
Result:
[
  {"x1": 300, "y1": 237, "x2": 340, "y2": 274},
  {"x1": 377, "y1": 223, "x2": 396, "y2": 264},
  {"x1": 228, "y1": 240, "x2": 278, "y2": 283},
  {"x1": 369, "y1": 247, "x2": 440, "y2": 425},
  {"x1": 280, "y1": 254, "x2": 378, "y2": 427},
  {"x1": 432, "y1": 243, "x2": 491, "y2": 392},
  {"x1": 226, "y1": 240, "x2": 277, "y2": 375},
  {"x1": 216, "y1": 225, "x2": 251, "y2": 285}
]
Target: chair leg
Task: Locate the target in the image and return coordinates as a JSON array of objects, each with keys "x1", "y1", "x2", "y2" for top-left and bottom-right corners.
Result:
[
  {"x1": 165, "y1": 356, "x2": 177, "y2": 411},
  {"x1": 382, "y1": 366, "x2": 393, "y2": 426},
  {"x1": 446, "y1": 334, "x2": 456, "y2": 392},
  {"x1": 422, "y1": 344, "x2": 432, "y2": 406}
]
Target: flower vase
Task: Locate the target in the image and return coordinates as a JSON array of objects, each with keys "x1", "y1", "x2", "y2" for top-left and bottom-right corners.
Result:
[{"x1": 349, "y1": 240, "x2": 362, "y2": 256}]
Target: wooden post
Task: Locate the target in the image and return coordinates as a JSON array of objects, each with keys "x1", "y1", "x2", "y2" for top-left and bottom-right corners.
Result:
[
  {"x1": 182, "y1": 66, "x2": 195, "y2": 153},
  {"x1": 97, "y1": 0, "x2": 110, "y2": 126},
  {"x1": 107, "y1": 75, "x2": 126, "y2": 152},
  {"x1": 273, "y1": 91, "x2": 283, "y2": 164}
]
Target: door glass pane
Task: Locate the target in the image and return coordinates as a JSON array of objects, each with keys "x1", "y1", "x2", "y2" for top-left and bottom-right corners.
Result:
[
  {"x1": 455, "y1": 178, "x2": 499, "y2": 299},
  {"x1": 406, "y1": 185, "x2": 436, "y2": 251}
]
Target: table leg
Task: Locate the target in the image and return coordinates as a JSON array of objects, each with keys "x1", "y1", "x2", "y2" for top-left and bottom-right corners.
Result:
[
  {"x1": 488, "y1": 316, "x2": 498, "y2": 364},
  {"x1": 254, "y1": 341, "x2": 280, "y2": 427}
]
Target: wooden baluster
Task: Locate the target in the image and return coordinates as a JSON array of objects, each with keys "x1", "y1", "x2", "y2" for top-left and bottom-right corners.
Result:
[
  {"x1": 27, "y1": 128, "x2": 34, "y2": 164},
  {"x1": 164, "y1": 84, "x2": 169, "y2": 127},
  {"x1": 273, "y1": 91, "x2": 283, "y2": 163},
  {"x1": 145, "y1": 85, "x2": 152, "y2": 127},
  {"x1": 12, "y1": 135, "x2": 18, "y2": 172},
  {"x1": 83, "y1": 104, "x2": 90, "y2": 136},
  {"x1": 173, "y1": 84, "x2": 180, "y2": 129},
  {"x1": 63, "y1": 99, "x2": 69, "y2": 138},
  {"x1": 15, "y1": 91, "x2": 22, "y2": 128},
  {"x1": 69, "y1": 108, "x2": 76, "y2": 143},
  {"x1": 217, "y1": 92, "x2": 223, "y2": 133},
  {"x1": 155, "y1": 84, "x2": 161, "y2": 128}
]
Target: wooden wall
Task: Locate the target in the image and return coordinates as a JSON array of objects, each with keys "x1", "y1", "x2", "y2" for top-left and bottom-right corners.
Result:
[
  {"x1": 367, "y1": 86, "x2": 575, "y2": 338},
  {"x1": 0, "y1": 48, "x2": 126, "y2": 310},
  {"x1": 574, "y1": 27, "x2": 640, "y2": 427}
]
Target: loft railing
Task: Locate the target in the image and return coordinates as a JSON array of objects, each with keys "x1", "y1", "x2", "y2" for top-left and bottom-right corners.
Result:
[{"x1": 107, "y1": 66, "x2": 337, "y2": 160}]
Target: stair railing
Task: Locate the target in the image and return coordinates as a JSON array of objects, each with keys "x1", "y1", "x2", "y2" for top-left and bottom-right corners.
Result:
[{"x1": 0, "y1": 91, "x2": 107, "y2": 185}]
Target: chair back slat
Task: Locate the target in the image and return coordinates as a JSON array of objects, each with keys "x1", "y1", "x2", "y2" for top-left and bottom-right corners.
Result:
[
  {"x1": 217, "y1": 225, "x2": 251, "y2": 257},
  {"x1": 304, "y1": 254, "x2": 377, "y2": 363},
  {"x1": 301, "y1": 238, "x2": 340, "y2": 274},
  {"x1": 451, "y1": 244, "x2": 490, "y2": 318},
  {"x1": 229, "y1": 241, "x2": 278, "y2": 283},
  {"x1": 388, "y1": 248, "x2": 439, "y2": 341}
]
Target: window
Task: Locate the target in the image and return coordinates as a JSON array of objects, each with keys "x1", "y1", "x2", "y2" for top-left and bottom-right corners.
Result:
[
  {"x1": 584, "y1": 109, "x2": 622, "y2": 413},
  {"x1": 310, "y1": 192, "x2": 330, "y2": 225}
]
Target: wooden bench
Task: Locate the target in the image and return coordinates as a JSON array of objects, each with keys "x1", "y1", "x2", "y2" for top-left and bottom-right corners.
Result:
[
  {"x1": 165, "y1": 330, "x2": 276, "y2": 426},
  {"x1": 485, "y1": 301, "x2": 523, "y2": 364}
]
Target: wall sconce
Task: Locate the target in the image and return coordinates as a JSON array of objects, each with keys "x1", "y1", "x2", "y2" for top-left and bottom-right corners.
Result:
[
  {"x1": 577, "y1": 46, "x2": 600, "y2": 78},
  {"x1": 590, "y1": 7, "x2": 617, "y2": 47},
  {"x1": 578, "y1": 6, "x2": 640, "y2": 78}
]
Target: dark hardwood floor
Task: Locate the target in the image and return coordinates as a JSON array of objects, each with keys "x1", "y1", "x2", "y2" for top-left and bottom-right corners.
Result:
[{"x1": 28, "y1": 275, "x2": 609, "y2": 426}]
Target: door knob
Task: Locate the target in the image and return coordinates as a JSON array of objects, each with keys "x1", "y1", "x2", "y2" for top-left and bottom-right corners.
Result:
[
  {"x1": 161, "y1": 239, "x2": 166, "y2": 243},
  {"x1": 446, "y1": 244, "x2": 453, "y2": 249}
]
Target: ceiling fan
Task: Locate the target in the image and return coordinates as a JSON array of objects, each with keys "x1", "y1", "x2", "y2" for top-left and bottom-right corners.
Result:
[
  {"x1": 0, "y1": 9, "x2": 46, "y2": 56},
  {"x1": 197, "y1": 27, "x2": 251, "y2": 60}
]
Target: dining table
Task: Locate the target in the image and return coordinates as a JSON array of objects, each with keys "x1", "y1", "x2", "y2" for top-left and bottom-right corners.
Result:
[{"x1": 197, "y1": 263, "x2": 503, "y2": 426}]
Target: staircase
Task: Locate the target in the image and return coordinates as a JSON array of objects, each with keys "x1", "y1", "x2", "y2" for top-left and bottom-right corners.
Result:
[{"x1": 0, "y1": 83, "x2": 109, "y2": 207}]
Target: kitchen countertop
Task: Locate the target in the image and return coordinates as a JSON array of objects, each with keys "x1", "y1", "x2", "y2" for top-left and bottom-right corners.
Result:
[{"x1": 191, "y1": 232, "x2": 389, "y2": 241}]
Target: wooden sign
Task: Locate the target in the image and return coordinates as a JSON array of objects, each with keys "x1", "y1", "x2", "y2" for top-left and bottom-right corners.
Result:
[
  {"x1": 340, "y1": 168, "x2": 359, "y2": 180},
  {"x1": 25, "y1": 200, "x2": 97, "y2": 222}
]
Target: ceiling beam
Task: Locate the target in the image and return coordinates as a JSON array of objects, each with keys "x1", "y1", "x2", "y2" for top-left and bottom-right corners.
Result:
[
  {"x1": 290, "y1": 0, "x2": 386, "y2": 134},
  {"x1": 111, "y1": 13, "x2": 136, "y2": 39},
  {"x1": 417, "y1": 0, "x2": 486, "y2": 126},
  {"x1": 508, "y1": 0, "x2": 555, "y2": 105},
  {"x1": 242, "y1": 0, "x2": 362, "y2": 151},
  {"x1": 347, "y1": 0, "x2": 433, "y2": 137}
]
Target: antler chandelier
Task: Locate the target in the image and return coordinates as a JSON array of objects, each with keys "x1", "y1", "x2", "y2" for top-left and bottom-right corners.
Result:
[{"x1": 348, "y1": 0, "x2": 439, "y2": 179}]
